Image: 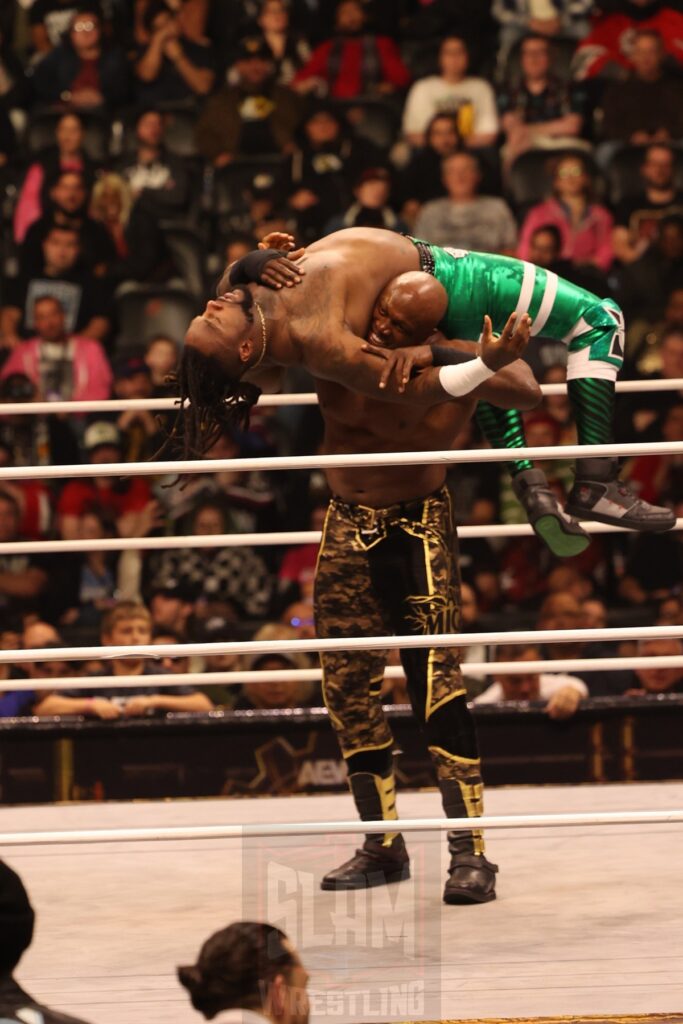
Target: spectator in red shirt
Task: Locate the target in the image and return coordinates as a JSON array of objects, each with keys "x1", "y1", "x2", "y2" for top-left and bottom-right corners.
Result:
[
  {"x1": 277, "y1": 503, "x2": 326, "y2": 603},
  {"x1": 292, "y1": 0, "x2": 410, "y2": 100},
  {"x1": 572, "y1": 0, "x2": 683, "y2": 80},
  {"x1": 31, "y1": 8, "x2": 130, "y2": 109},
  {"x1": 0, "y1": 490, "x2": 48, "y2": 622},
  {"x1": 56, "y1": 420, "x2": 153, "y2": 540}
]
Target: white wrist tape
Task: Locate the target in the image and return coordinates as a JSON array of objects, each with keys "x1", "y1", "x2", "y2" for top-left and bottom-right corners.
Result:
[{"x1": 438, "y1": 357, "x2": 495, "y2": 397}]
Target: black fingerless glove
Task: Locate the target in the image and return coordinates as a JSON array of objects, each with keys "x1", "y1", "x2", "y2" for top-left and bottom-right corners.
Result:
[
  {"x1": 432, "y1": 345, "x2": 475, "y2": 366},
  {"x1": 228, "y1": 249, "x2": 283, "y2": 286}
]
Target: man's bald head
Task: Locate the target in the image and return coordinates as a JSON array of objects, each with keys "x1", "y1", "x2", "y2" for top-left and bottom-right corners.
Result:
[{"x1": 369, "y1": 271, "x2": 448, "y2": 349}]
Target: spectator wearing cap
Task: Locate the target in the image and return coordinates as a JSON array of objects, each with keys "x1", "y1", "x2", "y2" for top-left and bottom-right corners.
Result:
[
  {"x1": 234, "y1": 623, "x2": 317, "y2": 710},
  {"x1": 1, "y1": 225, "x2": 113, "y2": 351},
  {"x1": 0, "y1": 295, "x2": 112, "y2": 402},
  {"x1": 31, "y1": 8, "x2": 130, "y2": 110},
  {"x1": 218, "y1": 171, "x2": 294, "y2": 244},
  {"x1": 112, "y1": 355, "x2": 163, "y2": 461},
  {"x1": 0, "y1": 859, "x2": 93, "y2": 1023},
  {"x1": 134, "y1": 0, "x2": 214, "y2": 104},
  {"x1": 402, "y1": 35, "x2": 498, "y2": 151},
  {"x1": 287, "y1": 103, "x2": 383, "y2": 242},
  {"x1": 148, "y1": 583, "x2": 194, "y2": 637},
  {"x1": 292, "y1": 0, "x2": 410, "y2": 99},
  {"x1": 195, "y1": 37, "x2": 304, "y2": 167},
  {"x1": 323, "y1": 166, "x2": 407, "y2": 235},
  {"x1": 414, "y1": 152, "x2": 517, "y2": 254},
  {"x1": 56, "y1": 421, "x2": 154, "y2": 540},
  {"x1": 0, "y1": 490, "x2": 48, "y2": 623},
  {"x1": 152, "y1": 628, "x2": 191, "y2": 677}
]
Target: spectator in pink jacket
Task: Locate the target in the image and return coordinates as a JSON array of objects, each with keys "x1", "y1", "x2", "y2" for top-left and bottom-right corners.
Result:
[
  {"x1": 0, "y1": 295, "x2": 112, "y2": 402},
  {"x1": 13, "y1": 113, "x2": 96, "y2": 245},
  {"x1": 517, "y1": 153, "x2": 614, "y2": 273}
]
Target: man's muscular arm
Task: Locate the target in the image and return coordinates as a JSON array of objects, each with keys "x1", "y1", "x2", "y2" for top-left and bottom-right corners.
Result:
[
  {"x1": 363, "y1": 333, "x2": 541, "y2": 410},
  {"x1": 308, "y1": 314, "x2": 539, "y2": 410}
]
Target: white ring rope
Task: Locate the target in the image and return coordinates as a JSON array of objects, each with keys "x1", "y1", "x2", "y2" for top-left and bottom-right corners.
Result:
[
  {"x1": 3, "y1": 625, "x2": 682, "y2": 666},
  {"x1": 2, "y1": 518, "x2": 682, "y2": 556},
  {"x1": 1, "y1": 809, "x2": 682, "y2": 848},
  {"x1": 1, "y1": 377, "x2": 681, "y2": 417},
  {"x1": 7, "y1": 656, "x2": 683, "y2": 694},
  {"x1": 1, "y1": 441, "x2": 682, "y2": 482}
]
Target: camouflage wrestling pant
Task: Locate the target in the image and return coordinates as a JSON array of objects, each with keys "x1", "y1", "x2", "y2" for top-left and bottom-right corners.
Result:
[{"x1": 314, "y1": 485, "x2": 485, "y2": 853}]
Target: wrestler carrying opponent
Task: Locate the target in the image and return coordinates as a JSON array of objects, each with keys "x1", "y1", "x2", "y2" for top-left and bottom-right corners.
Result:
[
  {"x1": 170, "y1": 227, "x2": 541, "y2": 904},
  {"x1": 172, "y1": 226, "x2": 674, "y2": 900},
  {"x1": 239, "y1": 231, "x2": 675, "y2": 555}
]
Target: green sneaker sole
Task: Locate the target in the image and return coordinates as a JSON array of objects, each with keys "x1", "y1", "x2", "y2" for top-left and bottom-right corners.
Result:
[{"x1": 533, "y1": 514, "x2": 591, "y2": 558}]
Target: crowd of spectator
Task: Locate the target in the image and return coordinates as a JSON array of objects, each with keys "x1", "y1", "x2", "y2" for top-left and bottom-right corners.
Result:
[{"x1": 0, "y1": 0, "x2": 682, "y2": 721}]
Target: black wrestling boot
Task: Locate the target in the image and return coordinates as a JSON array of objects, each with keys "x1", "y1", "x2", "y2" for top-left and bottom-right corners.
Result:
[
  {"x1": 566, "y1": 458, "x2": 676, "y2": 532},
  {"x1": 320, "y1": 771, "x2": 410, "y2": 891},
  {"x1": 443, "y1": 847, "x2": 498, "y2": 905},
  {"x1": 320, "y1": 835, "x2": 410, "y2": 890},
  {"x1": 512, "y1": 467, "x2": 590, "y2": 557},
  {"x1": 438, "y1": 776, "x2": 498, "y2": 905}
]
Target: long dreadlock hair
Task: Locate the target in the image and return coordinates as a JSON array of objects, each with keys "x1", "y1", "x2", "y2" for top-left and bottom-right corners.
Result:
[{"x1": 157, "y1": 345, "x2": 262, "y2": 462}]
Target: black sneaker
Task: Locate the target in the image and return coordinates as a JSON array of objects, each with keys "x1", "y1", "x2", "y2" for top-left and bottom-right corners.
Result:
[
  {"x1": 566, "y1": 458, "x2": 676, "y2": 532},
  {"x1": 512, "y1": 468, "x2": 590, "y2": 557},
  {"x1": 320, "y1": 837, "x2": 410, "y2": 891},
  {"x1": 443, "y1": 853, "x2": 498, "y2": 905}
]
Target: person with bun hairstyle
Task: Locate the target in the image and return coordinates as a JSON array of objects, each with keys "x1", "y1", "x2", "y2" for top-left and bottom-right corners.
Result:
[{"x1": 178, "y1": 921, "x2": 310, "y2": 1023}]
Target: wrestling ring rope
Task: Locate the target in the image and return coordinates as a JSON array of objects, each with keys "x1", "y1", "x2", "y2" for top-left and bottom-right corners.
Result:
[{"x1": 0, "y1": 374, "x2": 681, "y2": 417}]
